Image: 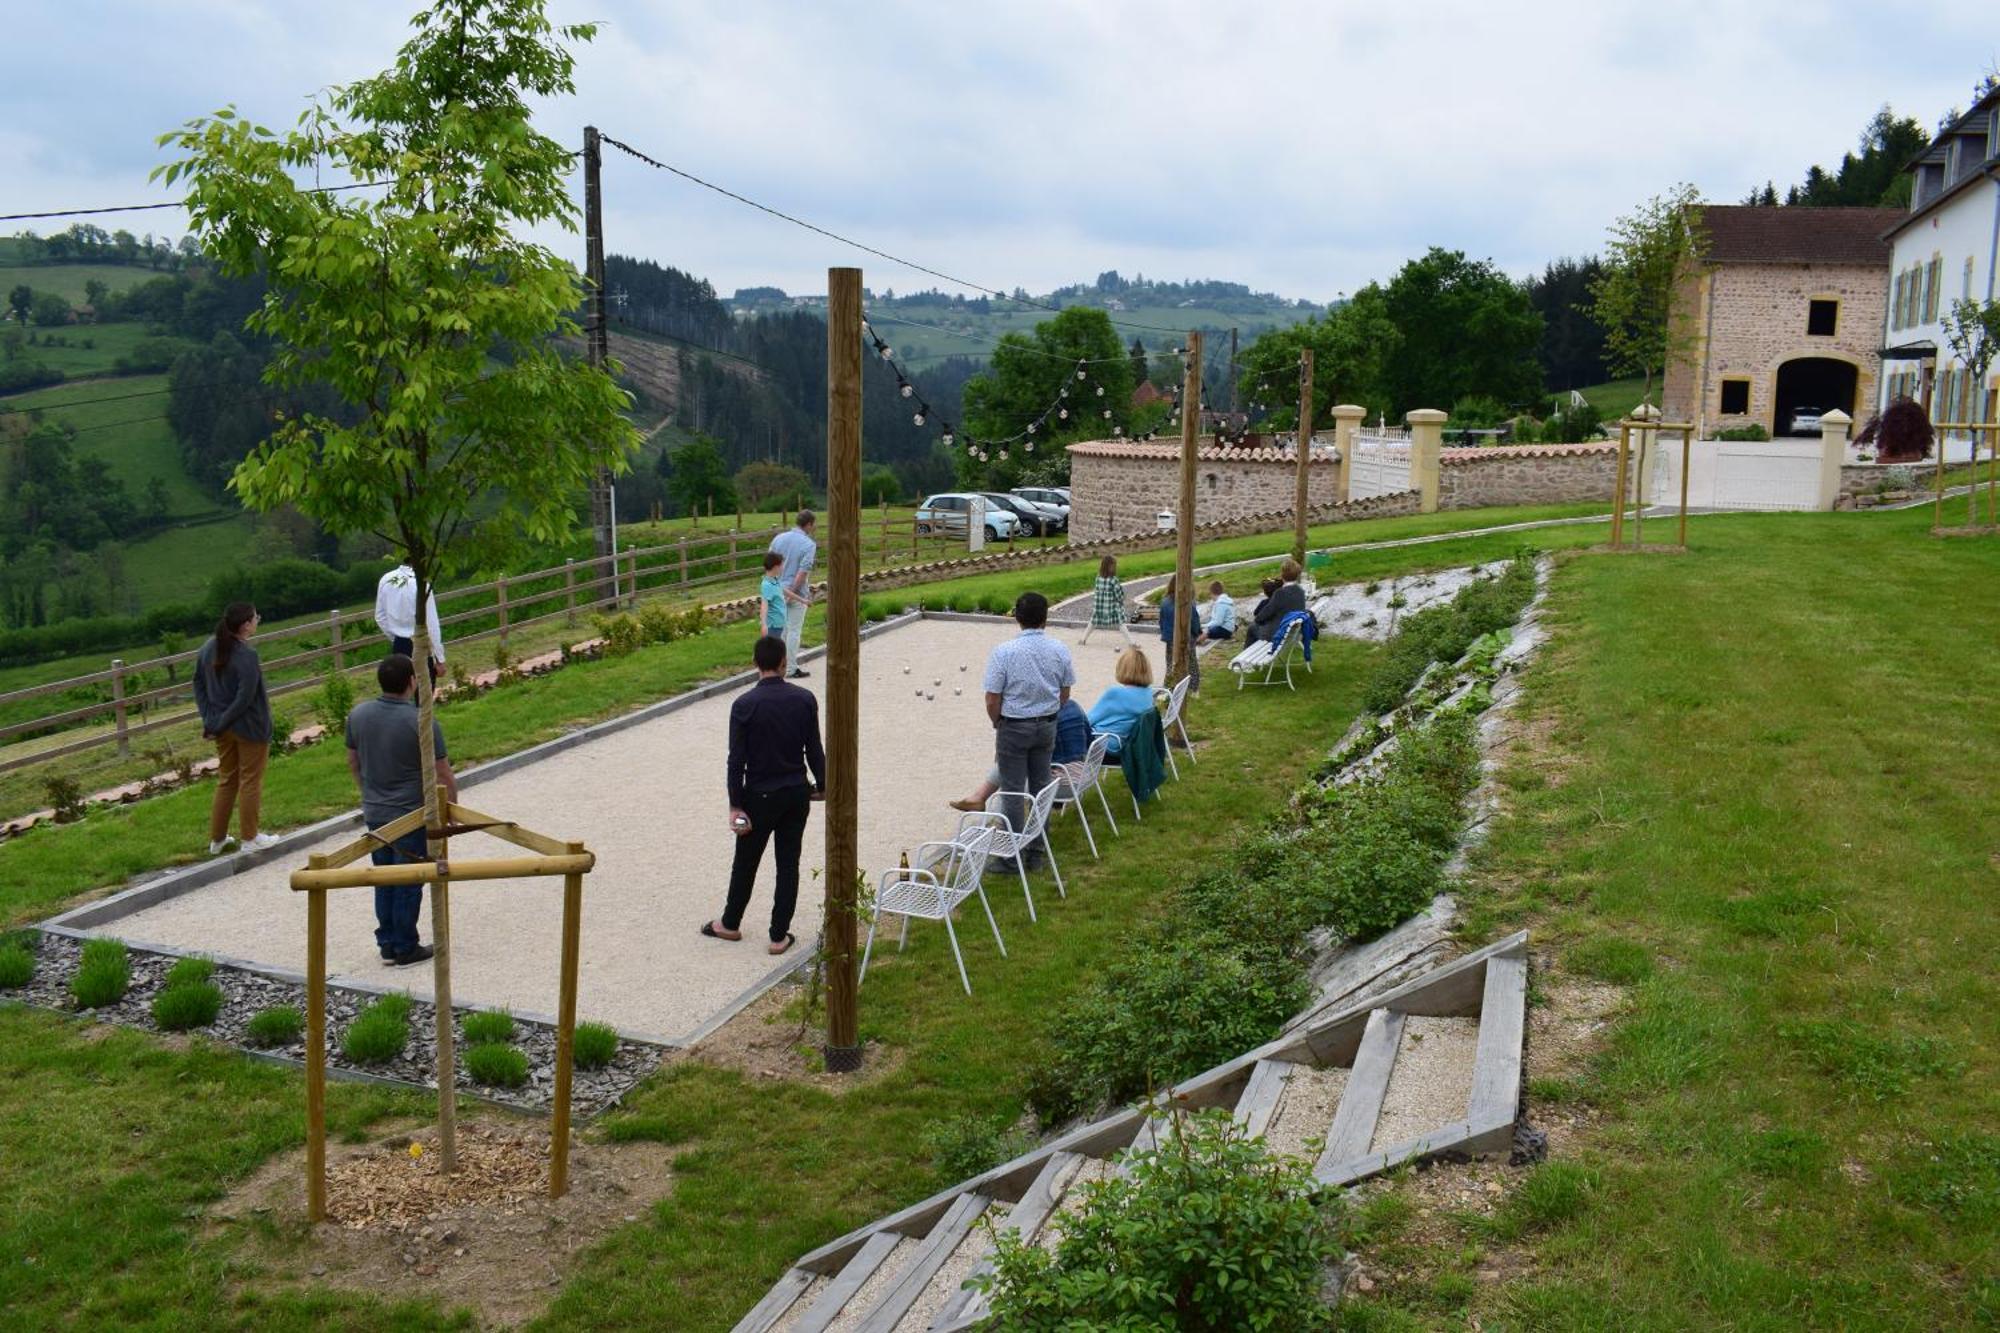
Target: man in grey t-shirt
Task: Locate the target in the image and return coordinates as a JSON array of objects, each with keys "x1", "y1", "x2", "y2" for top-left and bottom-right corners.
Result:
[{"x1": 346, "y1": 654, "x2": 458, "y2": 966}]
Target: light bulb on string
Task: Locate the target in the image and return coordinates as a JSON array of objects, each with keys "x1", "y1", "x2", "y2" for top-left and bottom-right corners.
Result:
[
  {"x1": 900, "y1": 383, "x2": 913, "y2": 398},
  {"x1": 880, "y1": 345, "x2": 893, "y2": 360},
  {"x1": 1076, "y1": 369, "x2": 1086, "y2": 380},
  {"x1": 1102, "y1": 408, "x2": 1112, "y2": 419},
  {"x1": 943, "y1": 432, "x2": 954, "y2": 446},
  {"x1": 1096, "y1": 385, "x2": 1104, "y2": 397},
  {"x1": 1025, "y1": 441, "x2": 1035, "y2": 452},
  {"x1": 999, "y1": 449, "x2": 1009, "y2": 461},
  {"x1": 913, "y1": 412, "x2": 924, "y2": 426},
  {"x1": 1059, "y1": 408, "x2": 1068, "y2": 420}
]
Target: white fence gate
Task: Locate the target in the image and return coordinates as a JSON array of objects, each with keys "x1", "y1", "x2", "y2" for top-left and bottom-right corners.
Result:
[
  {"x1": 1648, "y1": 437, "x2": 1825, "y2": 512},
  {"x1": 1349, "y1": 427, "x2": 1412, "y2": 500}
]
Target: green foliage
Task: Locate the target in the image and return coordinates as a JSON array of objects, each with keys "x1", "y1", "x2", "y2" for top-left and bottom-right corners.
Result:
[
  {"x1": 465, "y1": 1041, "x2": 530, "y2": 1088},
  {"x1": 315, "y1": 668, "x2": 357, "y2": 736},
  {"x1": 665, "y1": 433, "x2": 737, "y2": 517},
  {"x1": 1237, "y1": 290, "x2": 1401, "y2": 427},
  {"x1": 1361, "y1": 552, "x2": 1537, "y2": 714},
  {"x1": 1714, "y1": 423, "x2": 1770, "y2": 441},
  {"x1": 982, "y1": 1109, "x2": 1340, "y2": 1331},
  {"x1": 731, "y1": 460, "x2": 813, "y2": 511},
  {"x1": 1380, "y1": 248, "x2": 1544, "y2": 415},
  {"x1": 31, "y1": 291, "x2": 72, "y2": 327},
  {"x1": 922, "y1": 1113, "x2": 1037, "y2": 1183},
  {"x1": 596, "y1": 602, "x2": 712, "y2": 657},
  {"x1": 0, "y1": 942, "x2": 35, "y2": 988},
  {"x1": 1940, "y1": 297, "x2": 2000, "y2": 394},
  {"x1": 1589, "y1": 184, "x2": 1705, "y2": 402},
  {"x1": 462, "y1": 1009, "x2": 515, "y2": 1044},
  {"x1": 244, "y1": 1004, "x2": 304, "y2": 1048},
  {"x1": 150, "y1": 980, "x2": 223, "y2": 1031},
  {"x1": 69, "y1": 938, "x2": 131, "y2": 1009},
  {"x1": 341, "y1": 993, "x2": 411, "y2": 1064},
  {"x1": 1887, "y1": 1131, "x2": 1999, "y2": 1223},
  {"x1": 570, "y1": 1020, "x2": 619, "y2": 1070},
  {"x1": 1448, "y1": 394, "x2": 1511, "y2": 430},
  {"x1": 859, "y1": 463, "x2": 903, "y2": 507},
  {"x1": 162, "y1": 955, "x2": 215, "y2": 989},
  {"x1": 1750, "y1": 108, "x2": 1929, "y2": 208},
  {"x1": 960, "y1": 308, "x2": 1133, "y2": 490},
  {"x1": 42, "y1": 772, "x2": 87, "y2": 823}
]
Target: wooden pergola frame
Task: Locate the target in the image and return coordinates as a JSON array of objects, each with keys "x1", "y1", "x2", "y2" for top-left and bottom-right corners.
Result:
[{"x1": 288, "y1": 801, "x2": 596, "y2": 1223}]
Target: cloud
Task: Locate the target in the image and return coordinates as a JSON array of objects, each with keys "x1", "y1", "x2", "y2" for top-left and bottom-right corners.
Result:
[{"x1": 3, "y1": 0, "x2": 1990, "y2": 301}]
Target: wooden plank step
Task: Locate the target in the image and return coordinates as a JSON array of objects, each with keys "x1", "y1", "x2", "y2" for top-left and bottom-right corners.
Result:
[
  {"x1": 1468, "y1": 953, "x2": 1527, "y2": 1128},
  {"x1": 1234, "y1": 1058, "x2": 1296, "y2": 1141},
  {"x1": 732, "y1": 1267, "x2": 816, "y2": 1333},
  {"x1": 1315, "y1": 1008, "x2": 1405, "y2": 1181},
  {"x1": 851, "y1": 1192, "x2": 988, "y2": 1333},
  {"x1": 929, "y1": 1152, "x2": 1085, "y2": 1330},
  {"x1": 791, "y1": 1230, "x2": 903, "y2": 1333}
]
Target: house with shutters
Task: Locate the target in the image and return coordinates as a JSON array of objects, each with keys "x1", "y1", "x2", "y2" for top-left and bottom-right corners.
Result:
[
  {"x1": 1878, "y1": 82, "x2": 2000, "y2": 432},
  {"x1": 1663, "y1": 205, "x2": 1900, "y2": 438}
]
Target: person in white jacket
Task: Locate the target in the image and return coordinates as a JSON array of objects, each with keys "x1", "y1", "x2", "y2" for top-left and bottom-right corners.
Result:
[{"x1": 375, "y1": 563, "x2": 446, "y2": 680}]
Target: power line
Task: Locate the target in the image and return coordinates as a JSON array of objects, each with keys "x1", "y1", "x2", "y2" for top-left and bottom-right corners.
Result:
[
  {"x1": 0, "y1": 179, "x2": 394, "y2": 225},
  {"x1": 598, "y1": 132, "x2": 1191, "y2": 338}
]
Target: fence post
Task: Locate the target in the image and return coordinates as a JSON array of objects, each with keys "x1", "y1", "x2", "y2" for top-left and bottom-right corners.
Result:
[
  {"x1": 496, "y1": 574, "x2": 510, "y2": 654},
  {"x1": 110, "y1": 658, "x2": 130, "y2": 758},
  {"x1": 1816, "y1": 409, "x2": 1851, "y2": 511},
  {"x1": 1331, "y1": 405, "x2": 1364, "y2": 505},
  {"x1": 1406, "y1": 408, "x2": 1446, "y2": 513},
  {"x1": 626, "y1": 547, "x2": 638, "y2": 608},
  {"x1": 679, "y1": 535, "x2": 690, "y2": 586},
  {"x1": 564, "y1": 558, "x2": 576, "y2": 624}
]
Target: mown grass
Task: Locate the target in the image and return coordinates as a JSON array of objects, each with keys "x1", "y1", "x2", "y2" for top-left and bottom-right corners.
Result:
[{"x1": 1347, "y1": 502, "x2": 1999, "y2": 1329}]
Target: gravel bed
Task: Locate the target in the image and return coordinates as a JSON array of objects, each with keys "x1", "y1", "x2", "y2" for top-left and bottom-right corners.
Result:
[{"x1": 0, "y1": 932, "x2": 664, "y2": 1118}]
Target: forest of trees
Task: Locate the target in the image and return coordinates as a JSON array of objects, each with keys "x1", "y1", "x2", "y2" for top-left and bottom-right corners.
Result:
[{"x1": 1741, "y1": 107, "x2": 1930, "y2": 208}]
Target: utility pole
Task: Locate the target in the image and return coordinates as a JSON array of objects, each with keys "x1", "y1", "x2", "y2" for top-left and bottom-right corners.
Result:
[
  {"x1": 583, "y1": 126, "x2": 614, "y2": 575},
  {"x1": 823, "y1": 267, "x2": 864, "y2": 1074},
  {"x1": 1294, "y1": 348, "x2": 1314, "y2": 563},
  {"x1": 1172, "y1": 331, "x2": 1202, "y2": 688}
]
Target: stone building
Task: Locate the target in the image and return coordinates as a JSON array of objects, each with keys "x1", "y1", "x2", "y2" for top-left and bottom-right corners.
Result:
[{"x1": 1663, "y1": 205, "x2": 1900, "y2": 437}]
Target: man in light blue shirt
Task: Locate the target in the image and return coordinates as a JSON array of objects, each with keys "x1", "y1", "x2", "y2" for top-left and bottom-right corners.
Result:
[
  {"x1": 982, "y1": 591, "x2": 1076, "y2": 873},
  {"x1": 767, "y1": 510, "x2": 817, "y2": 678}
]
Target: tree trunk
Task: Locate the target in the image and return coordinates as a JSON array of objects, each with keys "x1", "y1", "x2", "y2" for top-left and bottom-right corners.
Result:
[{"x1": 412, "y1": 571, "x2": 457, "y2": 1173}]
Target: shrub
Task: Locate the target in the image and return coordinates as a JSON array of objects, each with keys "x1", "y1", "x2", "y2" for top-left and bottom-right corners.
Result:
[
  {"x1": 594, "y1": 613, "x2": 646, "y2": 656},
  {"x1": 163, "y1": 955, "x2": 215, "y2": 989},
  {"x1": 0, "y1": 943, "x2": 35, "y2": 989},
  {"x1": 342, "y1": 994, "x2": 412, "y2": 1064},
  {"x1": 922, "y1": 1113, "x2": 1038, "y2": 1182},
  {"x1": 1715, "y1": 423, "x2": 1770, "y2": 441},
  {"x1": 1875, "y1": 396, "x2": 1934, "y2": 463},
  {"x1": 571, "y1": 1020, "x2": 619, "y2": 1070},
  {"x1": 43, "y1": 774, "x2": 86, "y2": 824},
  {"x1": 151, "y1": 980, "x2": 224, "y2": 1031},
  {"x1": 245, "y1": 1005, "x2": 305, "y2": 1048},
  {"x1": 315, "y1": 669, "x2": 357, "y2": 736},
  {"x1": 1361, "y1": 553, "x2": 1536, "y2": 715},
  {"x1": 69, "y1": 938, "x2": 131, "y2": 1009},
  {"x1": 465, "y1": 1042, "x2": 530, "y2": 1087},
  {"x1": 463, "y1": 1009, "x2": 516, "y2": 1044},
  {"x1": 982, "y1": 1110, "x2": 1339, "y2": 1331}
]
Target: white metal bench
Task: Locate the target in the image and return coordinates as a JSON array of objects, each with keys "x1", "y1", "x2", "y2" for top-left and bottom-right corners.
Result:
[{"x1": 1229, "y1": 614, "x2": 1311, "y2": 690}]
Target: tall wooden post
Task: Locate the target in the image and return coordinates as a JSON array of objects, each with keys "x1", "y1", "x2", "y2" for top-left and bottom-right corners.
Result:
[
  {"x1": 1172, "y1": 331, "x2": 1202, "y2": 687},
  {"x1": 824, "y1": 267, "x2": 864, "y2": 1073},
  {"x1": 1677, "y1": 428, "x2": 1693, "y2": 549},
  {"x1": 1631, "y1": 403, "x2": 1659, "y2": 547},
  {"x1": 583, "y1": 126, "x2": 614, "y2": 567},
  {"x1": 550, "y1": 851, "x2": 584, "y2": 1198},
  {"x1": 1611, "y1": 421, "x2": 1632, "y2": 546},
  {"x1": 1292, "y1": 348, "x2": 1314, "y2": 563},
  {"x1": 110, "y1": 659, "x2": 129, "y2": 758},
  {"x1": 413, "y1": 609, "x2": 455, "y2": 1172},
  {"x1": 305, "y1": 873, "x2": 327, "y2": 1222}
]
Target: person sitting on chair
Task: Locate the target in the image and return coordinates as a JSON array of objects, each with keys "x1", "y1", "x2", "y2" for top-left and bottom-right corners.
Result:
[
  {"x1": 1248, "y1": 560, "x2": 1306, "y2": 643},
  {"x1": 1085, "y1": 646, "x2": 1158, "y2": 755},
  {"x1": 950, "y1": 697, "x2": 1091, "y2": 812}
]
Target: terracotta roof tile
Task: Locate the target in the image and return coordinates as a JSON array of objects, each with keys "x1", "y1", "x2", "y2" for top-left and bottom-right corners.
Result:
[{"x1": 1698, "y1": 205, "x2": 1902, "y2": 266}]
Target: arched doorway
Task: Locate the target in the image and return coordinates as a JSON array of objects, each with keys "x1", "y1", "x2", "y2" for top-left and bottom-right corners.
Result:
[{"x1": 1773, "y1": 357, "x2": 1857, "y2": 436}]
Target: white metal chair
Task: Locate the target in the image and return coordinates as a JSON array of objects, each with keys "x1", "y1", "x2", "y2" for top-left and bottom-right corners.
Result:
[
  {"x1": 861, "y1": 828, "x2": 1004, "y2": 996},
  {"x1": 954, "y1": 777, "x2": 1064, "y2": 921},
  {"x1": 1053, "y1": 732, "x2": 1120, "y2": 858},
  {"x1": 1154, "y1": 675, "x2": 1194, "y2": 777}
]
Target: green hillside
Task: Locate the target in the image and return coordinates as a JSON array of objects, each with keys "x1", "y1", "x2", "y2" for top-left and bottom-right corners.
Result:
[
  {"x1": 0, "y1": 260, "x2": 160, "y2": 307},
  {"x1": 4, "y1": 323, "x2": 198, "y2": 379},
  {"x1": 10, "y1": 376, "x2": 218, "y2": 520},
  {"x1": 862, "y1": 301, "x2": 1316, "y2": 365}
]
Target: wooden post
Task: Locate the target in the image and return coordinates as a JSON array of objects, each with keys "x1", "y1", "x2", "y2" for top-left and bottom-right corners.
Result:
[
  {"x1": 1677, "y1": 428, "x2": 1693, "y2": 549},
  {"x1": 413, "y1": 612, "x2": 456, "y2": 1173},
  {"x1": 824, "y1": 266, "x2": 864, "y2": 1074},
  {"x1": 550, "y1": 850, "x2": 584, "y2": 1198},
  {"x1": 879, "y1": 500, "x2": 890, "y2": 569},
  {"x1": 563, "y1": 558, "x2": 576, "y2": 625},
  {"x1": 1171, "y1": 330, "x2": 1202, "y2": 688},
  {"x1": 1631, "y1": 403, "x2": 1659, "y2": 547},
  {"x1": 727, "y1": 531, "x2": 738, "y2": 581},
  {"x1": 329, "y1": 610, "x2": 344, "y2": 673},
  {"x1": 1611, "y1": 421, "x2": 1632, "y2": 546},
  {"x1": 625, "y1": 548, "x2": 638, "y2": 608},
  {"x1": 583, "y1": 126, "x2": 614, "y2": 567},
  {"x1": 1292, "y1": 348, "x2": 1314, "y2": 563},
  {"x1": 110, "y1": 659, "x2": 129, "y2": 758},
  {"x1": 679, "y1": 535, "x2": 690, "y2": 586},
  {"x1": 496, "y1": 574, "x2": 510, "y2": 654},
  {"x1": 305, "y1": 872, "x2": 328, "y2": 1222}
]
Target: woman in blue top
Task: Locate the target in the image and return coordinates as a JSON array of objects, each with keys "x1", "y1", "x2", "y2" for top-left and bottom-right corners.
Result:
[{"x1": 1087, "y1": 645, "x2": 1159, "y2": 755}]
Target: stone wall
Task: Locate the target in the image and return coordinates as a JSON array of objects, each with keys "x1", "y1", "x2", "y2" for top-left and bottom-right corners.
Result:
[
  {"x1": 1438, "y1": 443, "x2": 1626, "y2": 509},
  {"x1": 1838, "y1": 459, "x2": 1941, "y2": 499}
]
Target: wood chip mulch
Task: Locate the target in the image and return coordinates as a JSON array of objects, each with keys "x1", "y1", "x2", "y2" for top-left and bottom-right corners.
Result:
[{"x1": 324, "y1": 1124, "x2": 552, "y2": 1230}]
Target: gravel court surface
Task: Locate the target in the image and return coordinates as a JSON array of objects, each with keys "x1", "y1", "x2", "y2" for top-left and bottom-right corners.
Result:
[{"x1": 101, "y1": 619, "x2": 1131, "y2": 1041}]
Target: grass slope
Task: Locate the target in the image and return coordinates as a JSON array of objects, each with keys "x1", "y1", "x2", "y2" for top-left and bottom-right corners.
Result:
[
  {"x1": 0, "y1": 261, "x2": 160, "y2": 306},
  {"x1": 10, "y1": 373, "x2": 219, "y2": 520}
]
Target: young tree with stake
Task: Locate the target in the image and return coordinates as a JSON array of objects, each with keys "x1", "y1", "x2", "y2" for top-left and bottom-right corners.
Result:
[
  {"x1": 159, "y1": 0, "x2": 637, "y2": 1169},
  {"x1": 1590, "y1": 183, "x2": 1707, "y2": 412}
]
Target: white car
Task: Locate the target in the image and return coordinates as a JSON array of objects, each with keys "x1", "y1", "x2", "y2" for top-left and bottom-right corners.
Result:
[
  {"x1": 1786, "y1": 406, "x2": 1824, "y2": 436},
  {"x1": 1011, "y1": 486, "x2": 1071, "y2": 527},
  {"x1": 915, "y1": 493, "x2": 1020, "y2": 540}
]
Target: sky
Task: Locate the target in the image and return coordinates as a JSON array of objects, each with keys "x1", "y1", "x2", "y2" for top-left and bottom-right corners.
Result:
[{"x1": 4, "y1": 1, "x2": 1994, "y2": 304}]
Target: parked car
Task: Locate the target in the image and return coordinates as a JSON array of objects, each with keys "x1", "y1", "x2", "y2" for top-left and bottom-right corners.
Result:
[
  {"x1": 981, "y1": 492, "x2": 1062, "y2": 537},
  {"x1": 914, "y1": 493, "x2": 1020, "y2": 541},
  {"x1": 1011, "y1": 486, "x2": 1072, "y2": 526},
  {"x1": 1785, "y1": 406, "x2": 1824, "y2": 436}
]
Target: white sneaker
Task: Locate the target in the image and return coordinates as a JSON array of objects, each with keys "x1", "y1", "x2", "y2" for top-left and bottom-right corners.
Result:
[
  {"x1": 244, "y1": 832, "x2": 282, "y2": 851},
  {"x1": 208, "y1": 837, "x2": 239, "y2": 856}
]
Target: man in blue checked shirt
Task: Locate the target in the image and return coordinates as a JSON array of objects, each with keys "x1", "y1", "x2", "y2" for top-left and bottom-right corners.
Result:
[{"x1": 981, "y1": 591, "x2": 1076, "y2": 873}]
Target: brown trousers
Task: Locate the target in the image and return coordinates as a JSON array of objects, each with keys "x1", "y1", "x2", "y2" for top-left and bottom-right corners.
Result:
[{"x1": 209, "y1": 733, "x2": 269, "y2": 842}]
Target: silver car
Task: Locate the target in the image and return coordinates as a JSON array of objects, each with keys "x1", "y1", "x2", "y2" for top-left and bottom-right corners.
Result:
[{"x1": 914, "y1": 493, "x2": 1020, "y2": 540}]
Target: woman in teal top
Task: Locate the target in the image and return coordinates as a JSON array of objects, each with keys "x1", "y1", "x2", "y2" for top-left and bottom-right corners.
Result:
[
  {"x1": 1087, "y1": 645, "x2": 1158, "y2": 754},
  {"x1": 759, "y1": 551, "x2": 788, "y2": 639}
]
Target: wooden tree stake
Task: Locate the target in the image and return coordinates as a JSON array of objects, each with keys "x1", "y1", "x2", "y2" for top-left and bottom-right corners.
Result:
[{"x1": 824, "y1": 266, "x2": 864, "y2": 1073}]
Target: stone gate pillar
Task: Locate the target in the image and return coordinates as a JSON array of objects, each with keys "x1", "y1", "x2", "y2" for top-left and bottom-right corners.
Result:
[
  {"x1": 1406, "y1": 408, "x2": 1446, "y2": 513},
  {"x1": 1817, "y1": 409, "x2": 1851, "y2": 510},
  {"x1": 1331, "y1": 404, "x2": 1365, "y2": 504}
]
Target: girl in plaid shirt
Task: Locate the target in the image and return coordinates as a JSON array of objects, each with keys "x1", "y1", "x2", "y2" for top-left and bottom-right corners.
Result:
[{"x1": 1080, "y1": 554, "x2": 1134, "y2": 646}]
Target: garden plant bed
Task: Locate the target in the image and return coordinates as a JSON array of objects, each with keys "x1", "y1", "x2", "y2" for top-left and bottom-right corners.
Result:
[{"x1": 4, "y1": 931, "x2": 664, "y2": 1117}]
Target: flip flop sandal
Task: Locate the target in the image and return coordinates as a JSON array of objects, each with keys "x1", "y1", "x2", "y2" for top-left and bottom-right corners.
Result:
[
  {"x1": 701, "y1": 921, "x2": 742, "y2": 941},
  {"x1": 768, "y1": 933, "x2": 797, "y2": 955}
]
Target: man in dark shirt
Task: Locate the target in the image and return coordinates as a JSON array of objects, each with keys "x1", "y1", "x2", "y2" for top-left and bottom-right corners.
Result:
[
  {"x1": 346, "y1": 654, "x2": 457, "y2": 966},
  {"x1": 704, "y1": 636, "x2": 826, "y2": 954},
  {"x1": 1248, "y1": 559, "x2": 1308, "y2": 643}
]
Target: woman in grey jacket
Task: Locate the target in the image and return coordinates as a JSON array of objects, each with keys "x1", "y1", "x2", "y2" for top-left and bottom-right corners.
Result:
[{"x1": 192, "y1": 602, "x2": 276, "y2": 853}]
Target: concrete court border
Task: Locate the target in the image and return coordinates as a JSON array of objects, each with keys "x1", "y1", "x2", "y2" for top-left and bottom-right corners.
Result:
[{"x1": 38, "y1": 610, "x2": 931, "y2": 1048}]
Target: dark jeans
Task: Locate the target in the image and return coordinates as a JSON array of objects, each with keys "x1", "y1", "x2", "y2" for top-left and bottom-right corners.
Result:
[
  {"x1": 1204, "y1": 626, "x2": 1234, "y2": 641},
  {"x1": 995, "y1": 713, "x2": 1057, "y2": 867},
  {"x1": 370, "y1": 825, "x2": 427, "y2": 958},
  {"x1": 723, "y1": 785, "x2": 812, "y2": 941},
  {"x1": 389, "y1": 637, "x2": 440, "y2": 683}
]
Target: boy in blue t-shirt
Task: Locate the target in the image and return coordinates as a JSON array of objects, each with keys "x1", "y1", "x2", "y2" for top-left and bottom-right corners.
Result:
[{"x1": 759, "y1": 552, "x2": 788, "y2": 641}]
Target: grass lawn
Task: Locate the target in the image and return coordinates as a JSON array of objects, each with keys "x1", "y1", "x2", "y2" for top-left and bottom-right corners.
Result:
[
  {"x1": 10, "y1": 372, "x2": 221, "y2": 521},
  {"x1": 0, "y1": 261, "x2": 160, "y2": 306},
  {"x1": 1574, "y1": 377, "x2": 1653, "y2": 422},
  {"x1": 1340, "y1": 502, "x2": 1999, "y2": 1329}
]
